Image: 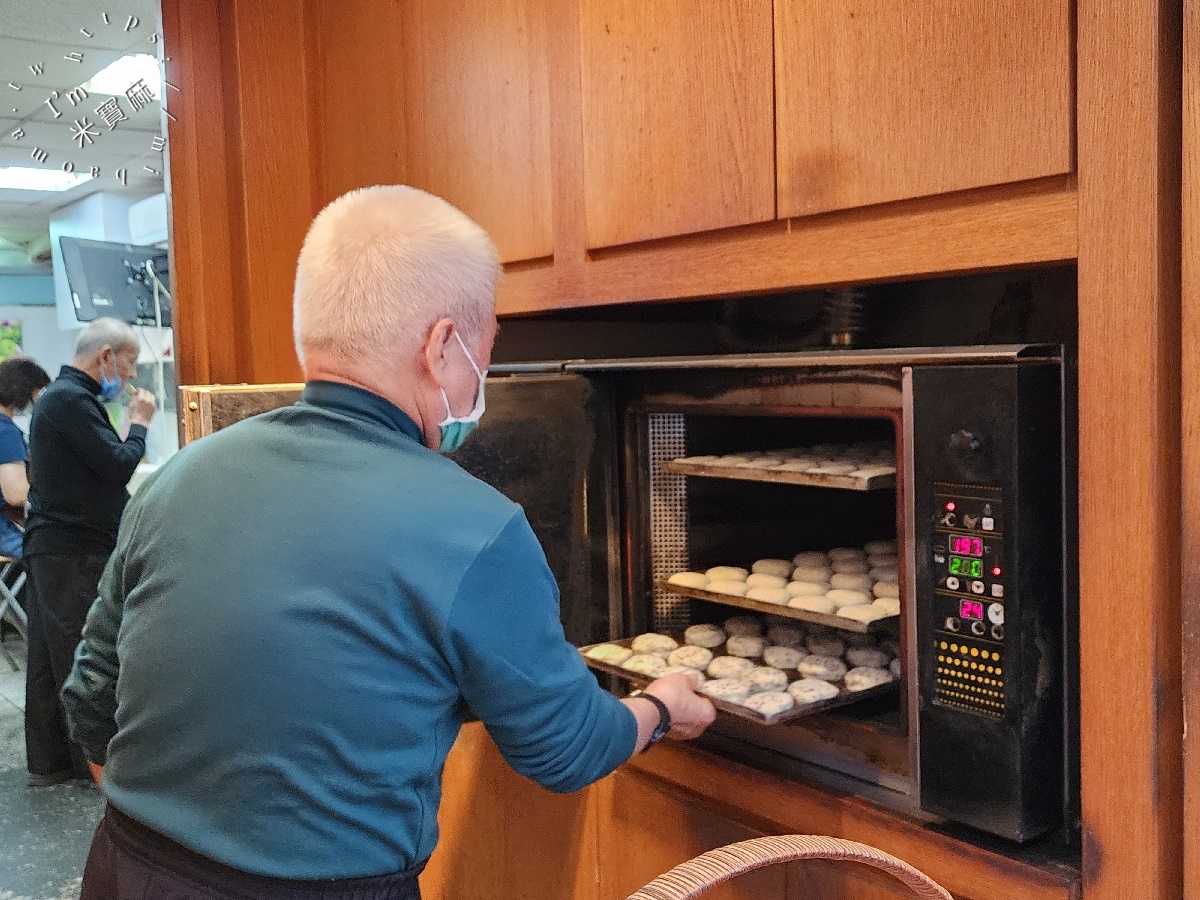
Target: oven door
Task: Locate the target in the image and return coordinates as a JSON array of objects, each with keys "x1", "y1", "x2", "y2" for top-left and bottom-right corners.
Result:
[
  {"x1": 179, "y1": 372, "x2": 621, "y2": 647},
  {"x1": 448, "y1": 370, "x2": 621, "y2": 646}
]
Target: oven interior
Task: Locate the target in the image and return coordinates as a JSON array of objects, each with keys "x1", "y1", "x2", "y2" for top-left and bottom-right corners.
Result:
[{"x1": 624, "y1": 405, "x2": 916, "y2": 800}]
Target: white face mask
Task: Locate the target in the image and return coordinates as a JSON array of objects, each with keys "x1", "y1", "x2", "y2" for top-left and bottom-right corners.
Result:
[{"x1": 437, "y1": 331, "x2": 486, "y2": 453}]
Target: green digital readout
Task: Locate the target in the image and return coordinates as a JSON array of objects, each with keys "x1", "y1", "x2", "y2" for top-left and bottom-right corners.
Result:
[{"x1": 948, "y1": 556, "x2": 983, "y2": 578}]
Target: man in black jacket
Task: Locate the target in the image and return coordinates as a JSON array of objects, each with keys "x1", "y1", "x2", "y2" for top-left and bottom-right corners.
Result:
[{"x1": 23, "y1": 318, "x2": 157, "y2": 785}]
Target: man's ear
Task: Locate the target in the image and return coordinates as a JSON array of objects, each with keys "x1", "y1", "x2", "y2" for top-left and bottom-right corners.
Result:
[{"x1": 422, "y1": 318, "x2": 456, "y2": 383}]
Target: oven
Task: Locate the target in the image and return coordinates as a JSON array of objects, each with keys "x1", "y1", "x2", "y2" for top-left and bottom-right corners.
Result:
[
  {"x1": 179, "y1": 343, "x2": 1078, "y2": 847},
  {"x1": 454, "y1": 344, "x2": 1076, "y2": 846}
]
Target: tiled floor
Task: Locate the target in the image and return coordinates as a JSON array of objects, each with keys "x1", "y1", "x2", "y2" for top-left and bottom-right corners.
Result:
[{"x1": 0, "y1": 637, "x2": 105, "y2": 899}]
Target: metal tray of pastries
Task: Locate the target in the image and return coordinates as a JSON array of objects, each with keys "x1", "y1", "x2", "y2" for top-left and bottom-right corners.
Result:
[{"x1": 579, "y1": 617, "x2": 900, "y2": 726}]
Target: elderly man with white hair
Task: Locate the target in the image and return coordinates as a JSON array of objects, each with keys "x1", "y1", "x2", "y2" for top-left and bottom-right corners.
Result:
[
  {"x1": 62, "y1": 186, "x2": 715, "y2": 900},
  {"x1": 23, "y1": 317, "x2": 156, "y2": 788}
]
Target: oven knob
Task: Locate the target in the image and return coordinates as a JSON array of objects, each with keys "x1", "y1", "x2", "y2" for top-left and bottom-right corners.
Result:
[
  {"x1": 970, "y1": 620, "x2": 986, "y2": 637},
  {"x1": 991, "y1": 624, "x2": 1005, "y2": 641},
  {"x1": 988, "y1": 603, "x2": 1005, "y2": 625},
  {"x1": 949, "y1": 430, "x2": 984, "y2": 454},
  {"x1": 944, "y1": 616, "x2": 961, "y2": 632}
]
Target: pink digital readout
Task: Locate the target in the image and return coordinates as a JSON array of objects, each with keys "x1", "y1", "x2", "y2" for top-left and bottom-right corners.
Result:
[
  {"x1": 959, "y1": 599, "x2": 985, "y2": 620},
  {"x1": 948, "y1": 534, "x2": 984, "y2": 557}
]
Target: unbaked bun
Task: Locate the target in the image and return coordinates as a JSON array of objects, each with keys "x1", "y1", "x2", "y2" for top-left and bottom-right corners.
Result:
[{"x1": 706, "y1": 566, "x2": 749, "y2": 582}]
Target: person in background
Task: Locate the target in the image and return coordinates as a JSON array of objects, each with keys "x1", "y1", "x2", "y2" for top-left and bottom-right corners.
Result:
[
  {"x1": 0, "y1": 355, "x2": 51, "y2": 556},
  {"x1": 23, "y1": 319, "x2": 156, "y2": 786},
  {"x1": 63, "y1": 186, "x2": 715, "y2": 900}
]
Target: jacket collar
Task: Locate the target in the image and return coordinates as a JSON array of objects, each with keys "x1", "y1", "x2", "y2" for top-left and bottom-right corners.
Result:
[
  {"x1": 60, "y1": 365, "x2": 102, "y2": 396},
  {"x1": 300, "y1": 381, "x2": 425, "y2": 444}
]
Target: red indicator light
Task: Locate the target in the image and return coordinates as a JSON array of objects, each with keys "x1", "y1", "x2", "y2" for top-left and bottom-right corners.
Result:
[
  {"x1": 945, "y1": 501, "x2": 956, "y2": 511},
  {"x1": 992, "y1": 566, "x2": 1002, "y2": 577}
]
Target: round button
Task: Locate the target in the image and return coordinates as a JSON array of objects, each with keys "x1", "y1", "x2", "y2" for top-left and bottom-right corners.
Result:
[
  {"x1": 991, "y1": 624, "x2": 1005, "y2": 641},
  {"x1": 970, "y1": 620, "x2": 986, "y2": 636},
  {"x1": 944, "y1": 617, "x2": 961, "y2": 632},
  {"x1": 988, "y1": 603, "x2": 1005, "y2": 625}
]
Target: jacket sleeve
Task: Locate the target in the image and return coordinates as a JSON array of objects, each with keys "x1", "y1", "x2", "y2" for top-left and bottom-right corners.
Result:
[
  {"x1": 43, "y1": 394, "x2": 146, "y2": 487},
  {"x1": 61, "y1": 486, "x2": 145, "y2": 763},
  {"x1": 440, "y1": 510, "x2": 637, "y2": 793}
]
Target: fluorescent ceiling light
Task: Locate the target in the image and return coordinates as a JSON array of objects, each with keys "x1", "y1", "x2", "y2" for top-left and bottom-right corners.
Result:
[
  {"x1": 82, "y1": 54, "x2": 161, "y2": 97},
  {"x1": 0, "y1": 167, "x2": 93, "y2": 192}
]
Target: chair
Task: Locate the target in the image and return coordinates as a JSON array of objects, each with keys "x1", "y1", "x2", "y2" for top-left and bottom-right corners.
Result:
[
  {"x1": 626, "y1": 835, "x2": 952, "y2": 900},
  {"x1": 0, "y1": 555, "x2": 26, "y2": 672}
]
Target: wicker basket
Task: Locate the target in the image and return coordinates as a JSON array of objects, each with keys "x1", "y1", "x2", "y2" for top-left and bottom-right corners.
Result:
[{"x1": 626, "y1": 835, "x2": 953, "y2": 900}]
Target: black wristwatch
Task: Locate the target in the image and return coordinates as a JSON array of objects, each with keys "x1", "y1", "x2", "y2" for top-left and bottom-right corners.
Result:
[{"x1": 630, "y1": 690, "x2": 672, "y2": 752}]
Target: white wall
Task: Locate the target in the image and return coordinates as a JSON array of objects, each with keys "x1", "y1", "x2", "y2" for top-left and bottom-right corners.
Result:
[{"x1": 0, "y1": 303, "x2": 78, "y2": 378}]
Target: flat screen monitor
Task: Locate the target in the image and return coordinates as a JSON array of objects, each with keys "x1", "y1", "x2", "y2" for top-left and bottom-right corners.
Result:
[{"x1": 58, "y1": 236, "x2": 171, "y2": 327}]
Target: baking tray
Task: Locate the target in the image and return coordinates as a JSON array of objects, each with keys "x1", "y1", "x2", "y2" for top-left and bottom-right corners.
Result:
[
  {"x1": 656, "y1": 580, "x2": 898, "y2": 634},
  {"x1": 579, "y1": 635, "x2": 899, "y2": 726},
  {"x1": 661, "y1": 458, "x2": 895, "y2": 492}
]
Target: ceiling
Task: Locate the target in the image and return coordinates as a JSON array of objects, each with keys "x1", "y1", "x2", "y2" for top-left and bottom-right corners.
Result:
[{"x1": 0, "y1": 0, "x2": 164, "y2": 259}]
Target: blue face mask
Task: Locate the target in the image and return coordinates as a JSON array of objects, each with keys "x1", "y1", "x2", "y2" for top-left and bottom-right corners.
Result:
[
  {"x1": 438, "y1": 331, "x2": 486, "y2": 454},
  {"x1": 99, "y1": 357, "x2": 123, "y2": 401}
]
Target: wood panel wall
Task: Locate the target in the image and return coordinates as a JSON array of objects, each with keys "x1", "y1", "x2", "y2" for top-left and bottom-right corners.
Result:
[
  {"x1": 1077, "y1": 2, "x2": 1183, "y2": 900},
  {"x1": 1182, "y1": 0, "x2": 1199, "y2": 895}
]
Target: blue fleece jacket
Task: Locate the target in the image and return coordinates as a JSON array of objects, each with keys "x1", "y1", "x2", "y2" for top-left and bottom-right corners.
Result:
[{"x1": 61, "y1": 381, "x2": 636, "y2": 879}]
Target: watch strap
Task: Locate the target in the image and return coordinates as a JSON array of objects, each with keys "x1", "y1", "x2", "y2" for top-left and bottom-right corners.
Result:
[{"x1": 630, "y1": 690, "x2": 672, "y2": 752}]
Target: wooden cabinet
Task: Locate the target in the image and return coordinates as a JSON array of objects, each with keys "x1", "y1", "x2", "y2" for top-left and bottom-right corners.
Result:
[
  {"x1": 311, "y1": 0, "x2": 553, "y2": 266},
  {"x1": 421, "y1": 728, "x2": 1078, "y2": 900},
  {"x1": 596, "y1": 770, "x2": 784, "y2": 900},
  {"x1": 419, "y1": 724, "x2": 598, "y2": 900},
  {"x1": 397, "y1": 0, "x2": 554, "y2": 264},
  {"x1": 579, "y1": 0, "x2": 776, "y2": 248},
  {"x1": 774, "y1": 0, "x2": 1073, "y2": 218}
]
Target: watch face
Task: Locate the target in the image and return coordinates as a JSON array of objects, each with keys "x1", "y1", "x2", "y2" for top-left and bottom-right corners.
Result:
[{"x1": 6, "y1": 11, "x2": 174, "y2": 187}]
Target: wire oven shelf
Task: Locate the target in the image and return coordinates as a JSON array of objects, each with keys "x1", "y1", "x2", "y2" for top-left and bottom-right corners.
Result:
[
  {"x1": 656, "y1": 581, "x2": 898, "y2": 634},
  {"x1": 660, "y1": 458, "x2": 896, "y2": 491},
  {"x1": 579, "y1": 635, "x2": 899, "y2": 726}
]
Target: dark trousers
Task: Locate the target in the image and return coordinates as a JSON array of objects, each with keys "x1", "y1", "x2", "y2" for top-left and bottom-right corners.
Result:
[
  {"x1": 24, "y1": 552, "x2": 109, "y2": 778},
  {"x1": 82, "y1": 805, "x2": 425, "y2": 900}
]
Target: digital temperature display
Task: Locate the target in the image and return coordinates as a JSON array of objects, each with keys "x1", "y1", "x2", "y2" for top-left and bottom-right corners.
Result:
[
  {"x1": 959, "y1": 599, "x2": 985, "y2": 620},
  {"x1": 948, "y1": 534, "x2": 984, "y2": 557},
  {"x1": 948, "y1": 556, "x2": 983, "y2": 578}
]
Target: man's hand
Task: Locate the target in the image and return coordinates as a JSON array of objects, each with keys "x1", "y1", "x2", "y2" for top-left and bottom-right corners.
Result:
[
  {"x1": 129, "y1": 389, "x2": 157, "y2": 427},
  {"x1": 643, "y1": 670, "x2": 716, "y2": 740}
]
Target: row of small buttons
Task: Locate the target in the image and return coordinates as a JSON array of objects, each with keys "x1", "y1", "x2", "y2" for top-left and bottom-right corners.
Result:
[
  {"x1": 937, "y1": 655, "x2": 1002, "y2": 677},
  {"x1": 937, "y1": 675, "x2": 1003, "y2": 699},
  {"x1": 937, "y1": 687, "x2": 1005, "y2": 714},
  {"x1": 938, "y1": 640, "x2": 1001, "y2": 662},
  {"x1": 937, "y1": 696, "x2": 1004, "y2": 718},
  {"x1": 945, "y1": 577, "x2": 1004, "y2": 598}
]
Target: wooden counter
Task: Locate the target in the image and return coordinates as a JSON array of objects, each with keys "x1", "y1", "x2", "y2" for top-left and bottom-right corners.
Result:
[{"x1": 420, "y1": 723, "x2": 1080, "y2": 900}]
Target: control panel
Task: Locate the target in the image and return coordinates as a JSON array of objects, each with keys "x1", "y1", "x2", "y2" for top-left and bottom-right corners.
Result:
[
  {"x1": 932, "y1": 487, "x2": 1006, "y2": 717},
  {"x1": 912, "y1": 360, "x2": 1066, "y2": 842}
]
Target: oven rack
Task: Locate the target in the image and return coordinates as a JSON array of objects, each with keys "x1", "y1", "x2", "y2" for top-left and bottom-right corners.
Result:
[
  {"x1": 660, "y1": 458, "x2": 895, "y2": 492},
  {"x1": 656, "y1": 581, "x2": 898, "y2": 634},
  {"x1": 579, "y1": 635, "x2": 899, "y2": 726}
]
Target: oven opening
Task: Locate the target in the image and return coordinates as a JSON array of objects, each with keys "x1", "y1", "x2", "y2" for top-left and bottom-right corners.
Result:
[{"x1": 636, "y1": 407, "x2": 913, "y2": 797}]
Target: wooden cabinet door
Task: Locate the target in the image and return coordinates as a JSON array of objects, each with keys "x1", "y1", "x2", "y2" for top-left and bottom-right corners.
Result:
[
  {"x1": 597, "y1": 770, "x2": 786, "y2": 900},
  {"x1": 580, "y1": 0, "x2": 776, "y2": 249},
  {"x1": 775, "y1": 0, "x2": 1073, "y2": 218},
  {"x1": 398, "y1": 0, "x2": 553, "y2": 264},
  {"x1": 420, "y1": 723, "x2": 598, "y2": 900}
]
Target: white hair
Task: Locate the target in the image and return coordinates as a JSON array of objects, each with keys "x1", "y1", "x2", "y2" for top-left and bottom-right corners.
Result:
[
  {"x1": 74, "y1": 317, "x2": 138, "y2": 360},
  {"x1": 293, "y1": 185, "x2": 501, "y2": 368}
]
